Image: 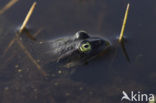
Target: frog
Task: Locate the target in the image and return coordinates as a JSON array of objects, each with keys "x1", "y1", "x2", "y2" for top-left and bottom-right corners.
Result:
[{"x1": 47, "y1": 30, "x2": 112, "y2": 68}]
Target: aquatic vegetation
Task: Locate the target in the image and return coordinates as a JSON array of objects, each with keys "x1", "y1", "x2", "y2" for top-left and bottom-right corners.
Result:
[
  {"x1": 0, "y1": 0, "x2": 18, "y2": 15},
  {"x1": 119, "y1": 3, "x2": 130, "y2": 42}
]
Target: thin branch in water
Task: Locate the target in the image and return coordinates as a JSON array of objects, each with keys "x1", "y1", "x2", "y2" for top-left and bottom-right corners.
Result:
[
  {"x1": 33, "y1": 27, "x2": 44, "y2": 37},
  {"x1": 3, "y1": 38, "x2": 16, "y2": 57},
  {"x1": 0, "y1": 0, "x2": 18, "y2": 15},
  {"x1": 15, "y1": 33, "x2": 47, "y2": 77},
  {"x1": 22, "y1": 28, "x2": 36, "y2": 41}
]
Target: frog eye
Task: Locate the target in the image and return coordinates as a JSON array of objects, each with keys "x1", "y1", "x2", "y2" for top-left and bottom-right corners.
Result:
[
  {"x1": 75, "y1": 31, "x2": 90, "y2": 39},
  {"x1": 79, "y1": 42, "x2": 91, "y2": 52}
]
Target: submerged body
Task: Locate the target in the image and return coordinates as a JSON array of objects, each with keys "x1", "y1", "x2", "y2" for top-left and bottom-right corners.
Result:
[{"x1": 48, "y1": 31, "x2": 111, "y2": 67}]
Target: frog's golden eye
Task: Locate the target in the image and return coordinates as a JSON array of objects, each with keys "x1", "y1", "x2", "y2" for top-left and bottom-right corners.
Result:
[{"x1": 80, "y1": 42, "x2": 91, "y2": 52}]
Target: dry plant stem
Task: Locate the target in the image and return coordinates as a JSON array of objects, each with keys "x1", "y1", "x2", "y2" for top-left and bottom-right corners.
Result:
[
  {"x1": 3, "y1": 38, "x2": 16, "y2": 57},
  {"x1": 33, "y1": 28, "x2": 44, "y2": 37},
  {"x1": 2, "y1": 2, "x2": 46, "y2": 77},
  {"x1": 0, "y1": 0, "x2": 18, "y2": 15},
  {"x1": 119, "y1": 3, "x2": 130, "y2": 42},
  {"x1": 15, "y1": 33, "x2": 47, "y2": 77},
  {"x1": 3, "y1": 2, "x2": 37, "y2": 56},
  {"x1": 19, "y1": 2, "x2": 37, "y2": 33}
]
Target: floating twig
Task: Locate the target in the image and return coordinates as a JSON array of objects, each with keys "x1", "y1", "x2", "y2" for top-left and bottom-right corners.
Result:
[
  {"x1": 119, "y1": 3, "x2": 130, "y2": 42},
  {"x1": 0, "y1": 0, "x2": 18, "y2": 15},
  {"x1": 16, "y1": 34, "x2": 47, "y2": 77},
  {"x1": 19, "y1": 2, "x2": 37, "y2": 33}
]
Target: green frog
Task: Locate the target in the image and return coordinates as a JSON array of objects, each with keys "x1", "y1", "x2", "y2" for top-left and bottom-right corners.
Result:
[{"x1": 48, "y1": 30, "x2": 111, "y2": 68}]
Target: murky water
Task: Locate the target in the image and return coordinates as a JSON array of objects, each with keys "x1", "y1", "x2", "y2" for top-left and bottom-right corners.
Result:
[{"x1": 0, "y1": 0, "x2": 156, "y2": 103}]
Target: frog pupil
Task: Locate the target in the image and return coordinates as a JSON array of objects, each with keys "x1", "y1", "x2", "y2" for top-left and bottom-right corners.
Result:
[{"x1": 84, "y1": 45, "x2": 89, "y2": 48}]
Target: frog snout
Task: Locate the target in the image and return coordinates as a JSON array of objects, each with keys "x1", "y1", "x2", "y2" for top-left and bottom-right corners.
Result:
[
  {"x1": 90, "y1": 39, "x2": 104, "y2": 49},
  {"x1": 95, "y1": 39, "x2": 111, "y2": 49},
  {"x1": 95, "y1": 39, "x2": 105, "y2": 46}
]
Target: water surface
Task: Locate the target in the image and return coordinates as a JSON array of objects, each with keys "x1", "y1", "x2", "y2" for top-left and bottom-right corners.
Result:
[{"x1": 0, "y1": 0, "x2": 156, "y2": 103}]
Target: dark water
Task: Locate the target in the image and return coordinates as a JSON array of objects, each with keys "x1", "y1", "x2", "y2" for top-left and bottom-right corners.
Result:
[{"x1": 0, "y1": 0, "x2": 156, "y2": 103}]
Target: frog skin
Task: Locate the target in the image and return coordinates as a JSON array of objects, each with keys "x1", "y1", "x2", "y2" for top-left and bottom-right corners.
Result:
[{"x1": 48, "y1": 30, "x2": 111, "y2": 67}]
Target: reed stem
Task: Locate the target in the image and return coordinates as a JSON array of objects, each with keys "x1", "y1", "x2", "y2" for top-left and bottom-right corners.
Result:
[
  {"x1": 19, "y1": 2, "x2": 37, "y2": 33},
  {"x1": 119, "y1": 3, "x2": 130, "y2": 42}
]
